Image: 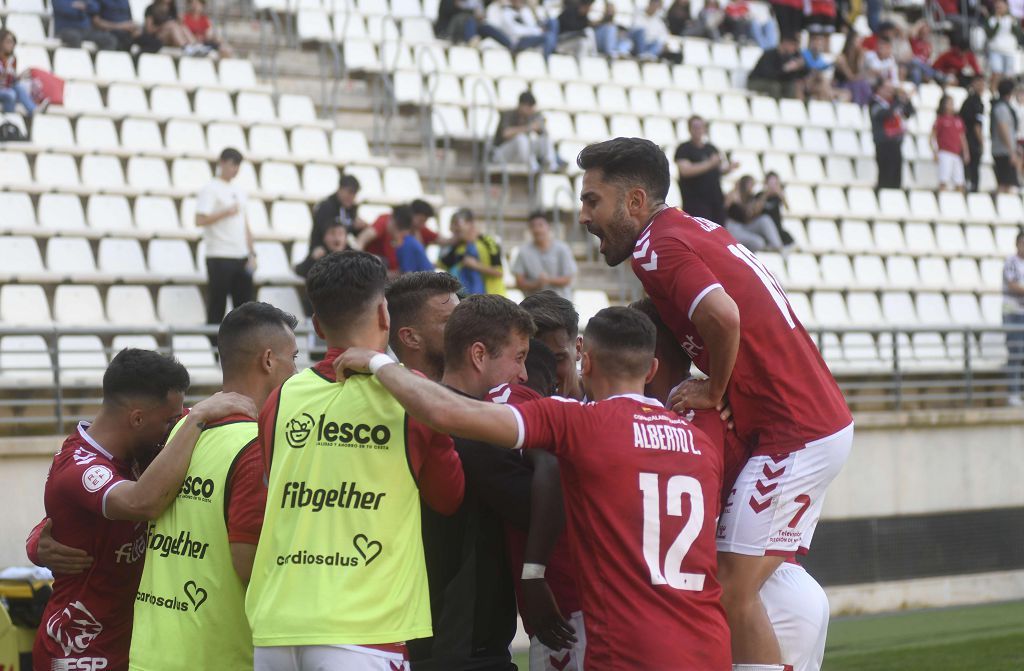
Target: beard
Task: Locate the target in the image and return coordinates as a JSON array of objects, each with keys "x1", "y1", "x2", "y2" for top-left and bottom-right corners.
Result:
[{"x1": 600, "y1": 201, "x2": 636, "y2": 267}]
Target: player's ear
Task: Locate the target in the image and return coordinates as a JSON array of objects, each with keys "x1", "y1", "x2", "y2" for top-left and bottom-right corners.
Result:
[
  {"x1": 629, "y1": 186, "x2": 647, "y2": 215},
  {"x1": 645, "y1": 357, "x2": 660, "y2": 385},
  {"x1": 260, "y1": 348, "x2": 274, "y2": 374},
  {"x1": 378, "y1": 298, "x2": 390, "y2": 333},
  {"x1": 128, "y1": 407, "x2": 145, "y2": 429},
  {"x1": 470, "y1": 341, "x2": 487, "y2": 372},
  {"x1": 580, "y1": 351, "x2": 593, "y2": 377},
  {"x1": 397, "y1": 326, "x2": 420, "y2": 351},
  {"x1": 574, "y1": 335, "x2": 583, "y2": 362}
]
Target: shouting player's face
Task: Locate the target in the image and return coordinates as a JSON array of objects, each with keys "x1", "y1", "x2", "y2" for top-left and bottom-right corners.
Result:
[{"x1": 579, "y1": 169, "x2": 640, "y2": 266}]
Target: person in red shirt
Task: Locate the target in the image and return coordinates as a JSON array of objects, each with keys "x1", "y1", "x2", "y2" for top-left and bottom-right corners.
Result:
[
  {"x1": 574, "y1": 137, "x2": 853, "y2": 670},
  {"x1": 336, "y1": 307, "x2": 731, "y2": 671},
  {"x1": 29, "y1": 349, "x2": 256, "y2": 671},
  {"x1": 932, "y1": 38, "x2": 983, "y2": 87},
  {"x1": 357, "y1": 199, "x2": 439, "y2": 274},
  {"x1": 932, "y1": 94, "x2": 969, "y2": 192},
  {"x1": 180, "y1": 0, "x2": 232, "y2": 56}
]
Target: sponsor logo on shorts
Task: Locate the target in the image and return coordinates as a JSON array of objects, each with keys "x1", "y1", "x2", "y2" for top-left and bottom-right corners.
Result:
[
  {"x1": 280, "y1": 480, "x2": 386, "y2": 512},
  {"x1": 46, "y1": 601, "x2": 102, "y2": 656},
  {"x1": 147, "y1": 527, "x2": 210, "y2": 559},
  {"x1": 50, "y1": 659, "x2": 108, "y2": 670},
  {"x1": 275, "y1": 534, "x2": 384, "y2": 568},
  {"x1": 178, "y1": 474, "x2": 215, "y2": 502},
  {"x1": 81, "y1": 465, "x2": 112, "y2": 493},
  {"x1": 135, "y1": 580, "x2": 208, "y2": 612},
  {"x1": 285, "y1": 413, "x2": 392, "y2": 451}
]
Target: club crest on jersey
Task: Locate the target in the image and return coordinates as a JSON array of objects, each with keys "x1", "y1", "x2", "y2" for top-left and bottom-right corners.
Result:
[
  {"x1": 73, "y1": 446, "x2": 97, "y2": 466},
  {"x1": 46, "y1": 601, "x2": 103, "y2": 656},
  {"x1": 81, "y1": 465, "x2": 112, "y2": 493},
  {"x1": 285, "y1": 413, "x2": 316, "y2": 449}
]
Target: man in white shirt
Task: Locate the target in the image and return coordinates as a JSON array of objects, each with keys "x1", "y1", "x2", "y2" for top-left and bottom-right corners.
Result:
[
  {"x1": 630, "y1": 0, "x2": 668, "y2": 60},
  {"x1": 1003, "y1": 230, "x2": 1024, "y2": 405},
  {"x1": 489, "y1": 0, "x2": 558, "y2": 58},
  {"x1": 864, "y1": 37, "x2": 900, "y2": 84},
  {"x1": 195, "y1": 147, "x2": 255, "y2": 326}
]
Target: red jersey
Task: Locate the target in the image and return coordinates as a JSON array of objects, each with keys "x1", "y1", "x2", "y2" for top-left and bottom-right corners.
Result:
[
  {"x1": 182, "y1": 12, "x2": 211, "y2": 40},
  {"x1": 33, "y1": 423, "x2": 146, "y2": 671},
  {"x1": 365, "y1": 215, "x2": 439, "y2": 272},
  {"x1": 631, "y1": 208, "x2": 852, "y2": 456},
  {"x1": 933, "y1": 114, "x2": 966, "y2": 154},
  {"x1": 510, "y1": 394, "x2": 730, "y2": 671},
  {"x1": 933, "y1": 48, "x2": 982, "y2": 76}
]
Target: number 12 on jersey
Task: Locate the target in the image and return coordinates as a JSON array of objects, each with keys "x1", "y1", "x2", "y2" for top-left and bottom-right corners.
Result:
[{"x1": 639, "y1": 472, "x2": 706, "y2": 591}]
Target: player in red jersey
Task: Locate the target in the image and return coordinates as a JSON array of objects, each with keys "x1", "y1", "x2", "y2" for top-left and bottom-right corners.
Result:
[
  {"x1": 31, "y1": 349, "x2": 255, "y2": 671},
  {"x1": 577, "y1": 137, "x2": 851, "y2": 669},
  {"x1": 336, "y1": 307, "x2": 731, "y2": 671}
]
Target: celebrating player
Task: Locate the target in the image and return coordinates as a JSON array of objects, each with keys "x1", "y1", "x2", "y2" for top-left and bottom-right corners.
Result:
[
  {"x1": 336, "y1": 307, "x2": 731, "y2": 671},
  {"x1": 520, "y1": 291, "x2": 584, "y2": 400},
  {"x1": 577, "y1": 137, "x2": 851, "y2": 670},
  {"x1": 245, "y1": 250, "x2": 464, "y2": 671},
  {"x1": 384, "y1": 271, "x2": 462, "y2": 383},
  {"x1": 31, "y1": 349, "x2": 255, "y2": 671},
  {"x1": 129, "y1": 302, "x2": 299, "y2": 671}
]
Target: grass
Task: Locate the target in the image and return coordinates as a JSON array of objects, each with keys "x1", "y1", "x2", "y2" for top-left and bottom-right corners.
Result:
[{"x1": 511, "y1": 601, "x2": 1024, "y2": 670}]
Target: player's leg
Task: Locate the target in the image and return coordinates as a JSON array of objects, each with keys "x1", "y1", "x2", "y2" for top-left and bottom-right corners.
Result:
[
  {"x1": 528, "y1": 610, "x2": 586, "y2": 671},
  {"x1": 718, "y1": 551, "x2": 786, "y2": 663},
  {"x1": 299, "y1": 645, "x2": 409, "y2": 671},
  {"x1": 254, "y1": 646, "x2": 300, "y2": 671},
  {"x1": 760, "y1": 563, "x2": 830, "y2": 671}
]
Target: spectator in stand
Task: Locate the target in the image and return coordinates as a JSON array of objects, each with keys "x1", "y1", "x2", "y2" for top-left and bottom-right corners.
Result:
[
  {"x1": 557, "y1": 0, "x2": 625, "y2": 57},
  {"x1": 723, "y1": 175, "x2": 786, "y2": 252},
  {"x1": 394, "y1": 206, "x2": 436, "y2": 274},
  {"x1": 52, "y1": 0, "x2": 118, "y2": 50},
  {"x1": 294, "y1": 220, "x2": 348, "y2": 278},
  {"x1": 906, "y1": 21, "x2": 948, "y2": 86},
  {"x1": 358, "y1": 199, "x2": 439, "y2": 274},
  {"x1": 932, "y1": 94, "x2": 969, "y2": 192},
  {"x1": 195, "y1": 148, "x2": 255, "y2": 326},
  {"x1": 803, "y1": 32, "x2": 844, "y2": 101},
  {"x1": 805, "y1": 0, "x2": 838, "y2": 34},
  {"x1": 665, "y1": 0, "x2": 695, "y2": 35},
  {"x1": 693, "y1": 0, "x2": 725, "y2": 40},
  {"x1": 933, "y1": 35, "x2": 984, "y2": 87},
  {"x1": 991, "y1": 77, "x2": 1021, "y2": 193},
  {"x1": 675, "y1": 115, "x2": 737, "y2": 224},
  {"x1": 0, "y1": 30, "x2": 37, "y2": 117},
  {"x1": 859, "y1": 19, "x2": 896, "y2": 52},
  {"x1": 143, "y1": 0, "x2": 209, "y2": 54},
  {"x1": 512, "y1": 212, "x2": 577, "y2": 300},
  {"x1": 834, "y1": 30, "x2": 873, "y2": 105},
  {"x1": 721, "y1": 0, "x2": 753, "y2": 42},
  {"x1": 309, "y1": 174, "x2": 366, "y2": 248},
  {"x1": 1002, "y1": 230, "x2": 1024, "y2": 406},
  {"x1": 492, "y1": 90, "x2": 563, "y2": 173},
  {"x1": 864, "y1": 36, "x2": 899, "y2": 84},
  {"x1": 870, "y1": 80, "x2": 915, "y2": 189},
  {"x1": 182, "y1": 0, "x2": 233, "y2": 57},
  {"x1": 92, "y1": 0, "x2": 140, "y2": 51},
  {"x1": 769, "y1": 0, "x2": 803, "y2": 39},
  {"x1": 441, "y1": 208, "x2": 506, "y2": 296},
  {"x1": 489, "y1": 0, "x2": 558, "y2": 58},
  {"x1": 630, "y1": 0, "x2": 669, "y2": 60},
  {"x1": 803, "y1": 32, "x2": 833, "y2": 73},
  {"x1": 747, "y1": 36, "x2": 810, "y2": 100},
  {"x1": 985, "y1": 0, "x2": 1023, "y2": 90},
  {"x1": 960, "y1": 74, "x2": 987, "y2": 192},
  {"x1": 757, "y1": 171, "x2": 795, "y2": 248},
  {"x1": 435, "y1": 0, "x2": 512, "y2": 47}
]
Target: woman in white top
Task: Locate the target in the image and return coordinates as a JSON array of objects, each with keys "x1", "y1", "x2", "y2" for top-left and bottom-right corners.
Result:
[{"x1": 985, "y1": 0, "x2": 1024, "y2": 89}]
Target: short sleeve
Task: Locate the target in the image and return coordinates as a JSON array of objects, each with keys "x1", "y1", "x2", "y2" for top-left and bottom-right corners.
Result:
[
  {"x1": 226, "y1": 440, "x2": 266, "y2": 545},
  {"x1": 508, "y1": 397, "x2": 582, "y2": 457},
  {"x1": 511, "y1": 247, "x2": 528, "y2": 276},
  {"x1": 195, "y1": 183, "x2": 216, "y2": 216},
  {"x1": 560, "y1": 243, "x2": 578, "y2": 277},
  {"x1": 634, "y1": 233, "x2": 722, "y2": 321},
  {"x1": 673, "y1": 143, "x2": 688, "y2": 161},
  {"x1": 53, "y1": 459, "x2": 130, "y2": 520}
]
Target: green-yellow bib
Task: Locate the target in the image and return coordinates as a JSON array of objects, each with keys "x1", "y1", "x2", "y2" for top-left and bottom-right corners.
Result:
[
  {"x1": 245, "y1": 368, "x2": 432, "y2": 647},
  {"x1": 129, "y1": 417, "x2": 257, "y2": 671}
]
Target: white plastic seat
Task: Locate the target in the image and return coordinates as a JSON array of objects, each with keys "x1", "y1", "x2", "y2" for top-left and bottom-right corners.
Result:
[
  {"x1": 86, "y1": 195, "x2": 133, "y2": 233},
  {"x1": 964, "y1": 225, "x2": 996, "y2": 255},
  {"x1": 739, "y1": 123, "x2": 771, "y2": 152},
  {"x1": 948, "y1": 292, "x2": 983, "y2": 325},
  {"x1": 53, "y1": 47, "x2": 95, "y2": 80},
  {"x1": 446, "y1": 45, "x2": 481, "y2": 77},
  {"x1": 150, "y1": 87, "x2": 192, "y2": 117},
  {"x1": 331, "y1": 129, "x2": 374, "y2": 163},
  {"x1": 846, "y1": 187, "x2": 879, "y2": 219},
  {"x1": 270, "y1": 201, "x2": 313, "y2": 239},
  {"x1": 0, "y1": 284, "x2": 51, "y2": 325},
  {"x1": 138, "y1": 53, "x2": 178, "y2": 85},
  {"x1": 771, "y1": 125, "x2": 800, "y2": 152},
  {"x1": 872, "y1": 221, "x2": 905, "y2": 253},
  {"x1": 786, "y1": 254, "x2": 821, "y2": 287},
  {"x1": 80, "y1": 155, "x2": 126, "y2": 191},
  {"x1": 303, "y1": 163, "x2": 340, "y2": 195},
  {"x1": 629, "y1": 87, "x2": 660, "y2": 115},
  {"x1": 383, "y1": 166, "x2": 423, "y2": 198},
  {"x1": 57, "y1": 335, "x2": 108, "y2": 386},
  {"x1": 344, "y1": 40, "x2": 381, "y2": 72},
  {"x1": 237, "y1": 92, "x2": 277, "y2": 123},
  {"x1": 917, "y1": 257, "x2": 950, "y2": 288},
  {"x1": 34, "y1": 153, "x2": 80, "y2": 189},
  {"x1": 915, "y1": 292, "x2": 951, "y2": 325},
  {"x1": 171, "y1": 158, "x2": 213, "y2": 192},
  {"x1": 62, "y1": 82, "x2": 104, "y2": 113},
  {"x1": 253, "y1": 242, "x2": 295, "y2": 283},
  {"x1": 786, "y1": 292, "x2": 815, "y2": 326},
  {"x1": 206, "y1": 122, "x2": 248, "y2": 155},
  {"x1": 881, "y1": 291, "x2": 918, "y2": 325},
  {"x1": 597, "y1": 84, "x2": 630, "y2": 114},
  {"x1": 128, "y1": 157, "x2": 173, "y2": 192},
  {"x1": 279, "y1": 95, "x2": 318, "y2": 124},
  {"x1": 95, "y1": 50, "x2": 136, "y2": 82},
  {"x1": 108, "y1": 84, "x2": 149, "y2": 115},
  {"x1": 800, "y1": 127, "x2": 830, "y2": 155},
  {"x1": 158, "y1": 286, "x2": 207, "y2": 325},
  {"x1": 426, "y1": 72, "x2": 464, "y2": 105},
  {"x1": 148, "y1": 239, "x2": 200, "y2": 281},
  {"x1": 886, "y1": 256, "x2": 919, "y2": 288},
  {"x1": 297, "y1": 9, "x2": 332, "y2": 42},
  {"x1": 291, "y1": 127, "x2": 331, "y2": 159},
  {"x1": 540, "y1": 174, "x2": 574, "y2": 211},
  {"x1": 2, "y1": 15, "x2": 47, "y2": 43},
  {"x1": 848, "y1": 291, "x2": 884, "y2": 325},
  {"x1": 54, "y1": 286, "x2": 106, "y2": 326},
  {"x1": 482, "y1": 50, "x2": 516, "y2": 79},
  {"x1": 171, "y1": 335, "x2": 220, "y2": 384},
  {"x1": 577, "y1": 56, "x2": 609, "y2": 85},
  {"x1": 933, "y1": 223, "x2": 966, "y2": 254},
  {"x1": 643, "y1": 116, "x2": 676, "y2": 148},
  {"x1": 819, "y1": 254, "x2": 854, "y2": 287},
  {"x1": 965, "y1": 193, "x2": 997, "y2": 223},
  {"x1": 98, "y1": 238, "x2": 149, "y2": 280},
  {"x1": 672, "y1": 64, "x2": 701, "y2": 91},
  {"x1": 257, "y1": 286, "x2": 304, "y2": 318},
  {"x1": 194, "y1": 89, "x2": 235, "y2": 121},
  {"x1": 0, "y1": 192, "x2": 35, "y2": 231},
  {"x1": 260, "y1": 162, "x2": 302, "y2": 196},
  {"x1": 0, "y1": 152, "x2": 33, "y2": 189},
  {"x1": 111, "y1": 334, "x2": 159, "y2": 354},
  {"x1": 824, "y1": 156, "x2": 855, "y2": 185},
  {"x1": 75, "y1": 116, "x2": 120, "y2": 152},
  {"x1": 830, "y1": 128, "x2": 860, "y2": 156},
  {"x1": 708, "y1": 122, "x2": 739, "y2": 150},
  {"x1": 812, "y1": 291, "x2": 850, "y2": 325},
  {"x1": 852, "y1": 254, "x2": 886, "y2": 288},
  {"x1": 0, "y1": 236, "x2": 45, "y2": 280},
  {"x1": 431, "y1": 105, "x2": 468, "y2": 139},
  {"x1": 219, "y1": 59, "x2": 258, "y2": 89},
  {"x1": 0, "y1": 336, "x2": 53, "y2": 387},
  {"x1": 46, "y1": 237, "x2": 99, "y2": 280},
  {"x1": 806, "y1": 220, "x2": 841, "y2": 251},
  {"x1": 563, "y1": 82, "x2": 597, "y2": 112},
  {"x1": 903, "y1": 222, "x2": 937, "y2": 255},
  {"x1": 814, "y1": 186, "x2": 848, "y2": 217},
  {"x1": 344, "y1": 165, "x2": 383, "y2": 201},
  {"x1": 31, "y1": 115, "x2": 75, "y2": 149},
  {"x1": 37, "y1": 194, "x2": 86, "y2": 232},
  {"x1": 250, "y1": 125, "x2": 291, "y2": 159},
  {"x1": 949, "y1": 258, "x2": 982, "y2": 289}
]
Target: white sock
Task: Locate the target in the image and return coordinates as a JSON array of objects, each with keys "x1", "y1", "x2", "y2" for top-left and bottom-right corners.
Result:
[{"x1": 732, "y1": 665, "x2": 786, "y2": 671}]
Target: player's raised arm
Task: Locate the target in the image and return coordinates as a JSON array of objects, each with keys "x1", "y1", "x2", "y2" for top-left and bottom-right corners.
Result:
[{"x1": 335, "y1": 348, "x2": 521, "y2": 448}]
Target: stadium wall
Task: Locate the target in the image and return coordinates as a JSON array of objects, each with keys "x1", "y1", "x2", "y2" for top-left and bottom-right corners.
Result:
[{"x1": 3, "y1": 418, "x2": 1023, "y2": 613}]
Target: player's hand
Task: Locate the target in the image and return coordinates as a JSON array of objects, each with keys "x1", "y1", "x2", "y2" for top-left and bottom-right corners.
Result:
[
  {"x1": 522, "y1": 579, "x2": 577, "y2": 651},
  {"x1": 718, "y1": 401, "x2": 735, "y2": 431},
  {"x1": 669, "y1": 378, "x2": 720, "y2": 412},
  {"x1": 333, "y1": 347, "x2": 378, "y2": 378},
  {"x1": 190, "y1": 392, "x2": 257, "y2": 425},
  {"x1": 36, "y1": 520, "x2": 92, "y2": 575},
  {"x1": 311, "y1": 246, "x2": 327, "y2": 260},
  {"x1": 225, "y1": 204, "x2": 240, "y2": 217}
]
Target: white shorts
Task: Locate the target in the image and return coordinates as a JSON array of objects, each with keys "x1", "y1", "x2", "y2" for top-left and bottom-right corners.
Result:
[
  {"x1": 528, "y1": 611, "x2": 587, "y2": 671},
  {"x1": 761, "y1": 563, "x2": 830, "y2": 671},
  {"x1": 937, "y1": 149, "x2": 965, "y2": 188},
  {"x1": 255, "y1": 645, "x2": 408, "y2": 671},
  {"x1": 989, "y1": 50, "x2": 1017, "y2": 75},
  {"x1": 717, "y1": 423, "x2": 853, "y2": 557}
]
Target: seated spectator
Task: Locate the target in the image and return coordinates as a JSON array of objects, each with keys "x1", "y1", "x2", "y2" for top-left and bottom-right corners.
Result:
[
  {"x1": 441, "y1": 208, "x2": 506, "y2": 295},
  {"x1": 834, "y1": 30, "x2": 873, "y2": 105},
  {"x1": 802, "y1": 34, "x2": 845, "y2": 101},
  {"x1": 0, "y1": 30, "x2": 37, "y2": 117},
  {"x1": 931, "y1": 94, "x2": 969, "y2": 192},
  {"x1": 724, "y1": 175, "x2": 786, "y2": 252},
  {"x1": 512, "y1": 212, "x2": 577, "y2": 300},
  {"x1": 52, "y1": 0, "x2": 118, "y2": 50},
  {"x1": 768, "y1": 0, "x2": 803, "y2": 40},
  {"x1": 294, "y1": 220, "x2": 348, "y2": 278},
  {"x1": 721, "y1": 0, "x2": 754, "y2": 42},
  {"x1": 907, "y1": 21, "x2": 948, "y2": 86},
  {"x1": 860, "y1": 19, "x2": 896, "y2": 53},
  {"x1": 864, "y1": 36, "x2": 899, "y2": 84},
  {"x1": 143, "y1": 0, "x2": 206, "y2": 53},
  {"x1": 746, "y1": 36, "x2": 809, "y2": 99},
  {"x1": 182, "y1": 0, "x2": 233, "y2": 57},
  {"x1": 932, "y1": 36, "x2": 983, "y2": 88},
  {"x1": 756, "y1": 171, "x2": 795, "y2": 248},
  {"x1": 692, "y1": 0, "x2": 725, "y2": 40},
  {"x1": 357, "y1": 199, "x2": 438, "y2": 274},
  {"x1": 302, "y1": 174, "x2": 365, "y2": 272},
  {"x1": 492, "y1": 90, "x2": 564, "y2": 173},
  {"x1": 93, "y1": 0, "x2": 139, "y2": 51},
  {"x1": 802, "y1": 32, "x2": 832, "y2": 73},
  {"x1": 985, "y1": 0, "x2": 1023, "y2": 90},
  {"x1": 558, "y1": 0, "x2": 627, "y2": 57},
  {"x1": 665, "y1": 0, "x2": 695, "y2": 35},
  {"x1": 436, "y1": 0, "x2": 512, "y2": 46},
  {"x1": 393, "y1": 206, "x2": 436, "y2": 274},
  {"x1": 630, "y1": 0, "x2": 669, "y2": 59},
  {"x1": 489, "y1": 0, "x2": 558, "y2": 58}
]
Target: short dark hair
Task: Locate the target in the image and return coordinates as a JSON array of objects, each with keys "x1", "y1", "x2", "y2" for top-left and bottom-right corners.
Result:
[
  {"x1": 306, "y1": 250, "x2": 388, "y2": 331},
  {"x1": 410, "y1": 199, "x2": 435, "y2": 219},
  {"x1": 518, "y1": 90, "x2": 537, "y2": 106},
  {"x1": 386, "y1": 271, "x2": 463, "y2": 351},
  {"x1": 218, "y1": 301, "x2": 298, "y2": 373},
  {"x1": 104, "y1": 348, "x2": 190, "y2": 404},
  {"x1": 452, "y1": 207, "x2": 475, "y2": 225},
  {"x1": 999, "y1": 77, "x2": 1017, "y2": 98},
  {"x1": 339, "y1": 174, "x2": 361, "y2": 192},
  {"x1": 444, "y1": 295, "x2": 536, "y2": 368},
  {"x1": 527, "y1": 210, "x2": 549, "y2": 224},
  {"x1": 219, "y1": 147, "x2": 243, "y2": 164},
  {"x1": 525, "y1": 338, "x2": 558, "y2": 398},
  {"x1": 577, "y1": 137, "x2": 671, "y2": 203},
  {"x1": 392, "y1": 205, "x2": 414, "y2": 232},
  {"x1": 584, "y1": 306, "x2": 656, "y2": 378},
  {"x1": 520, "y1": 290, "x2": 580, "y2": 339},
  {"x1": 628, "y1": 297, "x2": 668, "y2": 334}
]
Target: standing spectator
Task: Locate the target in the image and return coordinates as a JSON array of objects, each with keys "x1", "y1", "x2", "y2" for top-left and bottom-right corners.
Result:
[
  {"x1": 92, "y1": 0, "x2": 140, "y2": 51},
  {"x1": 512, "y1": 212, "x2": 577, "y2": 300},
  {"x1": 870, "y1": 80, "x2": 915, "y2": 189},
  {"x1": 769, "y1": 0, "x2": 803, "y2": 39},
  {"x1": 985, "y1": 0, "x2": 1023, "y2": 90},
  {"x1": 991, "y1": 77, "x2": 1021, "y2": 193},
  {"x1": 933, "y1": 36, "x2": 984, "y2": 87},
  {"x1": 724, "y1": 176, "x2": 786, "y2": 252},
  {"x1": 675, "y1": 115, "x2": 737, "y2": 224},
  {"x1": 864, "y1": 36, "x2": 899, "y2": 84},
  {"x1": 442, "y1": 208, "x2": 506, "y2": 296},
  {"x1": 357, "y1": 199, "x2": 439, "y2": 273},
  {"x1": 0, "y1": 30, "x2": 37, "y2": 117},
  {"x1": 630, "y1": 0, "x2": 669, "y2": 60},
  {"x1": 196, "y1": 148, "x2": 255, "y2": 326},
  {"x1": 492, "y1": 90, "x2": 563, "y2": 173},
  {"x1": 1003, "y1": 230, "x2": 1024, "y2": 406},
  {"x1": 307, "y1": 174, "x2": 366, "y2": 255},
  {"x1": 834, "y1": 31, "x2": 873, "y2": 105},
  {"x1": 394, "y1": 206, "x2": 436, "y2": 274},
  {"x1": 932, "y1": 94, "x2": 969, "y2": 192},
  {"x1": 490, "y1": 0, "x2": 559, "y2": 58},
  {"x1": 435, "y1": 0, "x2": 512, "y2": 46},
  {"x1": 182, "y1": 0, "x2": 233, "y2": 57},
  {"x1": 960, "y1": 74, "x2": 987, "y2": 192},
  {"x1": 746, "y1": 36, "x2": 810, "y2": 99},
  {"x1": 52, "y1": 0, "x2": 118, "y2": 50}
]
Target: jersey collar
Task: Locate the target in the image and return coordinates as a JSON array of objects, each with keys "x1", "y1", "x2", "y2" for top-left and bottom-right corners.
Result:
[
  {"x1": 77, "y1": 421, "x2": 115, "y2": 460},
  {"x1": 638, "y1": 205, "x2": 671, "y2": 240},
  {"x1": 606, "y1": 393, "x2": 664, "y2": 407}
]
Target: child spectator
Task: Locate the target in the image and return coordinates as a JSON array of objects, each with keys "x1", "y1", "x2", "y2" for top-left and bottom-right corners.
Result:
[
  {"x1": 182, "y1": 0, "x2": 233, "y2": 57},
  {"x1": 864, "y1": 36, "x2": 899, "y2": 84},
  {"x1": 0, "y1": 30, "x2": 37, "y2": 117},
  {"x1": 907, "y1": 21, "x2": 948, "y2": 86},
  {"x1": 142, "y1": 0, "x2": 208, "y2": 54},
  {"x1": 931, "y1": 94, "x2": 969, "y2": 191}
]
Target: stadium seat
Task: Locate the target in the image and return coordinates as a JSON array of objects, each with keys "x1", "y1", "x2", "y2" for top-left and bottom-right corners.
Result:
[
  {"x1": 108, "y1": 84, "x2": 149, "y2": 115},
  {"x1": 172, "y1": 158, "x2": 213, "y2": 192},
  {"x1": 934, "y1": 223, "x2": 966, "y2": 254},
  {"x1": 207, "y1": 122, "x2": 249, "y2": 155},
  {"x1": 885, "y1": 256, "x2": 919, "y2": 289},
  {"x1": 806, "y1": 220, "x2": 841, "y2": 251},
  {"x1": 279, "y1": 95, "x2": 318, "y2": 124},
  {"x1": 148, "y1": 239, "x2": 200, "y2": 282},
  {"x1": 303, "y1": 163, "x2": 340, "y2": 195},
  {"x1": 158, "y1": 286, "x2": 207, "y2": 325},
  {"x1": 0, "y1": 235, "x2": 45, "y2": 282},
  {"x1": 819, "y1": 254, "x2": 854, "y2": 287},
  {"x1": 219, "y1": 59, "x2": 258, "y2": 89},
  {"x1": 98, "y1": 238, "x2": 149, "y2": 282},
  {"x1": 383, "y1": 166, "x2": 423, "y2": 198},
  {"x1": 0, "y1": 192, "x2": 36, "y2": 231},
  {"x1": 253, "y1": 242, "x2": 296, "y2": 283},
  {"x1": 62, "y1": 82, "x2": 105, "y2": 113},
  {"x1": 54, "y1": 285, "x2": 106, "y2": 326},
  {"x1": 916, "y1": 292, "x2": 952, "y2": 325},
  {"x1": 872, "y1": 221, "x2": 905, "y2": 253},
  {"x1": 250, "y1": 125, "x2": 291, "y2": 160},
  {"x1": 917, "y1": 257, "x2": 950, "y2": 288},
  {"x1": 597, "y1": 85, "x2": 630, "y2": 115},
  {"x1": 846, "y1": 187, "x2": 879, "y2": 219},
  {"x1": 81, "y1": 155, "x2": 126, "y2": 191},
  {"x1": 965, "y1": 192, "x2": 997, "y2": 223},
  {"x1": 344, "y1": 165, "x2": 383, "y2": 201},
  {"x1": 574, "y1": 290, "x2": 611, "y2": 328},
  {"x1": 0, "y1": 335, "x2": 54, "y2": 387},
  {"x1": 46, "y1": 237, "x2": 101, "y2": 282},
  {"x1": 246, "y1": 199, "x2": 271, "y2": 235},
  {"x1": 980, "y1": 258, "x2": 1003, "y2": 289},
  {"x1": 195, "y1": 89, "x2": 235, "y2": 121},
  {"x1": 270, "y1": 201, "x2": 314, "y2": 239},
  {"x1": 53, "y1": 47, "x2": 94, "y2": 80},
  {"x1": 133, "y1": 196, "x2": 180, "y2": 232},
  {"x1": 138, "y1": 53, "x2": 178, "y2": 85},
  {"x1": 291, "y1": 127, "x2": 331, "y2": 160},
  {"x1": 31, "y1": 115, "x2": 75, "y2": 150},
  {"x1": 260, "y1": 162, "x2": 302, "y2": 197},
  {"x1": 539, "y1": 174, "x2": 574, "y2": 211},
  {"x1": 0, "y1": 283, "x2": 51, "y2": 325},
  {"x1": 75, "y1": 116, "x2": 120, "y2": 152},
  {"x1": 171, "y1": 335, "x2": 221, "y2": 385},
  {"x1": 34, "y1": 153, "x2": 80, "y2": 190},
  {"x1": 112, "y1": 334, "x2": 160, "y2": 353},
  {"x1": 964, "y1": 225, "x2": 997, "y2": 255},
  {"x1": 948, "y1": 292, "x2": 983, "y2": 325},
  {"x1": 95, "y1": 50, "x2": 136, "y2": 82},
  {"x1": 847, "y1": 291, "x2": 884, "y2": 325},
  {"x1": 106, "y1": 286, "x2": 159, "y2": 326},
  {"x1": 786, "y1": 254, "x2": 821, "y2": 288},
  {"x1": 949, "y1": 258, "x2": 982, "y2": 290},
  {"x1": 237, "y1": 92, "x2": 277, "y2": 123},
  {"x1": 57, "y1": 335, "x2": 108, "y2": 386},
  {"x1": 151, "y1": 87, "x2": 192, "y2": 118},
  {"x1": 812, "y1": 292, "x2": 850, "y2": 325},
  {"x1": 852, "y1": 255, "x2": 886, "y2": 289},
  {"x1": 881, "y1": 291, "x2": 917, "y2": 325},
  {"x1": 903, "y1": 222, "x2": 937, "y2": 255},
  {"x1": 37, "y1": 194, "x2": 87, "y2": 232}
]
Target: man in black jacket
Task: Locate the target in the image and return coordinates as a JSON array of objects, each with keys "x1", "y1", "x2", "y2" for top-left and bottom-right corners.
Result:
[
  {"x1": 746, "y1": 36, "x2": 809, "y2": 99},
  {"x1": 870, "y1": 80, "x2": 915, "y2": 189},
  {"x1": 959, "y1": 75, "x2": 986, "y2": 192}
]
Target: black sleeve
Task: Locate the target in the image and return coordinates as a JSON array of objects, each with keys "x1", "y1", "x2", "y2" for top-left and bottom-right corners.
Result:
[
  {"x1": 308, "y1": 200, "x2": 331, "y2": 250},
  {"x1": 674, "y1": 142, "x2": 694, "y2": 161},
  {"x1": 294, "y1": 255, "x2": 315, "y2": 278},
  {"x1": 490, "y1": 241, "x2": 503, "y2": 269},
  {"x1": 439, "y1": 245, "x2": 463, "y2": 269},
  {"x1": 749, "y1": 51, "x2": 777, "y2": 79},
  {"x1": 455, "y1": 441, "x2": 532, "y2": 531}
]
